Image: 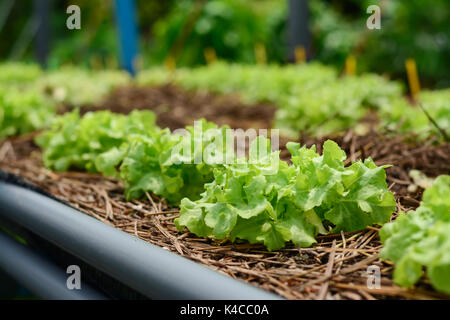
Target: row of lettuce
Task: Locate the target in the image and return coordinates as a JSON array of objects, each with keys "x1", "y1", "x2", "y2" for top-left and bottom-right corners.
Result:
[
  {"x1": 1, "y1": 62, "x2": 449, "y2": 294},
  {"x1": 137, "y1": 62, "x2": 450, "y2": 139},
  {"x1": 38, "y1": 109, "x2": 396, "y2": 250},
  {"x1": 1, "y1": 62, "x2": 449, "y2": 141},
  {"x1": 0, "y1": 63, "x2": 130, "y2": 139},
  {"x1": 36, "y1": 108, "x2": 450, "y2": 294}
]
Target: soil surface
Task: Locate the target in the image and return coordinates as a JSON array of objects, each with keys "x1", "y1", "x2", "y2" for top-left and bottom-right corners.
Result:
[
  {"x1": 1, "y1": 84, "x2": 449, "y2": 300},
  {"x1": 83, "y1": 84, "x2": 276, "y2": 131}
]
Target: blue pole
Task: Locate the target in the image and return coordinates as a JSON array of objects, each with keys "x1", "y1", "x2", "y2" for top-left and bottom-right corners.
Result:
[{"x1": 114, "y1": 0, "x2": 138, "y2": 75}]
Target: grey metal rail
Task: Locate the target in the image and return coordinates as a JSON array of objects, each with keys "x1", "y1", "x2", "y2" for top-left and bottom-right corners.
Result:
[
  {"x1": 0, "y1": 182, "x2": 282, "y2": 300},
  {"x1": 0, "y1": 230, "x2": 106, "y2": 300}
]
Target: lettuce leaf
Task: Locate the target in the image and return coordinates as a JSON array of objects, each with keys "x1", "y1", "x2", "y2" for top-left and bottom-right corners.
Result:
[{"x1": 380, "y1": 175, "x2": 450, "y2": 293}]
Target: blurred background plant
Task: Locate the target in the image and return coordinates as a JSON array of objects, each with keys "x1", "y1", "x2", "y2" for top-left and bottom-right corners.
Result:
[
  {"x1": 310, "y1": 0, "x2": 450, "y2": 88},
  {"x1": 0, "y1": 0, "x2": 448, "y2": 88},
  {"x1": 146, "y1": 0, "x2": 286, "y2": 66}
]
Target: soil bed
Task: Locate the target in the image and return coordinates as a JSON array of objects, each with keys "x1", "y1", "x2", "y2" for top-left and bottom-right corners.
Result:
[
  {"x1": 83, "y1": 84, "x2": 276, "y2": 131},
  {"x1": 1, "y1": 85, "x2": 449, "y2": 300}
]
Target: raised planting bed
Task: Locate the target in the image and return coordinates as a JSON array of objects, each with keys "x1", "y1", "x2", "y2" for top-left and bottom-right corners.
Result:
[
  {"x1": 1, "y1": 77, "x2": 449, "y2": 300},
  {"x1": 0, "y1": 172, "x2": 280, "y2": 300},
  {"x1": 1, "y1": 125, "x2": 449, "y2": 300}
]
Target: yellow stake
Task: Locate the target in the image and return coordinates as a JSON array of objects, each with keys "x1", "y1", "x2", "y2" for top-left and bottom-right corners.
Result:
[
  {"x1": 204, "y1": 47, "x2": 217, "y2": 65},
  {"x1": 345, "y1": 55, "x2": 356, "y2": 76},
  {"x1": 106, "y1": 55, "x2": 118, "y2": 69},
  {"x1": 164, "y1": 55, "x2": 176, "y2": 72},
  {"x1": 134, "y1": 55, "x2": 144, "y2": 73},
  {"x1": 90, "y1": 54, "x2": 103, "y2": 70},
  {"x1": 295, "y1": 46, "x2": 306, "y2": 64},
  {"x1": 405, "y1": 58, "x2": 421, "y2": 101},
  {"x1": 254, "y1": 43, "x2": 267, "y2": 65}
]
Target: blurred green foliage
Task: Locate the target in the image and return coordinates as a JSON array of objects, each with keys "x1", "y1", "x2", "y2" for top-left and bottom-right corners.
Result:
[
  {"x1": 146, "y1": 0, "x2": 286, "y2": 66},
  {"x1": 379, "y1": 89, "x2": 450, "y2": 140},
  {"x1": 0, "y1": 0, "x2": 448, "y2": 87},
  {"x1": 310, "y1": 0, "x2": 450, "y2": 88},
  {"x1": 0, "y1": 0, "x2": 174, "y2": 68},
  {"x1": 137, "y1": 62, "x2": 404, "y2": 138},
  {"x1": 0, "y1": 62, "x2": 131, "y2": 139}
]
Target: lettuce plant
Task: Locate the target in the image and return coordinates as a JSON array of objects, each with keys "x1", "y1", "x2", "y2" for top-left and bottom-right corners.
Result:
[
  {"x1": 0, "y1": 62, "x2": 42, "y2": 85},
  {"x1": 0, "y1": 86, "x2": 56, "y2": 139},
  {"x1": 119, "y1": 119, "x2": 229, "y2": 204},
  {"x1": 380, "y1": 175, "x2": 450, "y2": 294},
  {"x1": 37, "y1": 111, "x2": 230, "y2": 205},
  {"x1": 379, "y1": 89, "x2": 450, "y2": 140},
  {"x1": 36, "y1": 109, "x2": 159, "y2": 173},
  {"x1": 36, "y1": 67, "x2": 131, "y2": 106},
  {"x1": 137, "y1": 62, "x2": 403, "y2": 138},
  {"x1": 176, "y1": 138, "x2": 395, "y2": 250}
]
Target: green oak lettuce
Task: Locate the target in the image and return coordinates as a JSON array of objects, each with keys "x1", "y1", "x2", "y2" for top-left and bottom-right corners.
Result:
[
  {"x1": 119, "y1": 119, "x2": 229, "y2": 204},
  {"x1": 37, "y1": 111, "x2": 230, "y2": 205},
  {"x1": 0, "y1": 86, "x2": 56, "y2": 139},
  {"x1": 288, "y1": 139, "x2": 396, "y2": 232},
  {"x1": 275, "y1": 74, "x2": 403, "y2": 138},
  {"x1": 137, "y1": 62, "x2": 403, "y2": 138},
  {"x1": 36, "y1": 67, "x2": 131, "y2": 106},
  {"x1": 0, "y1": 62, "x2": 42, "y2": 85},
  {"x1": 380, "y1": 175, "x2": 450, "y2": 294},
  {"x1": 379, "y1": 89, "x2": 450, "y2": 140},
  {"x1": 36, "y1": 109, "x2": 159, "y2": 174},
  {"x1": 176, "y1": 138, "x2": 395, "y2": 251}
]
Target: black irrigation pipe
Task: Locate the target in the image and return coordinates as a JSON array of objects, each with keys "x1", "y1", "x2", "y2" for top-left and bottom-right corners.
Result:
[
  {"x1": 0, "y1": 230, "x2": 106, "y2": 300},
  {"x1": 0, "y1": 181, "x2": 282, "y2": 300}
]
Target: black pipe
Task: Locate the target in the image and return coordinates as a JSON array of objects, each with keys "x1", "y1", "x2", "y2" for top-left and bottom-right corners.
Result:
[
  {"x1": 0, "y1": 215, "x2": 147, "y2": 299},
  {"x1": 0, "y1": 182, "x2": 281, "y2": 300},
  {"x1": 34, "y1": 0, "x2": 50, "y2": 68},
  {"x1": 0, "y1": 230, "x2": 106, "y2": 300}
]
